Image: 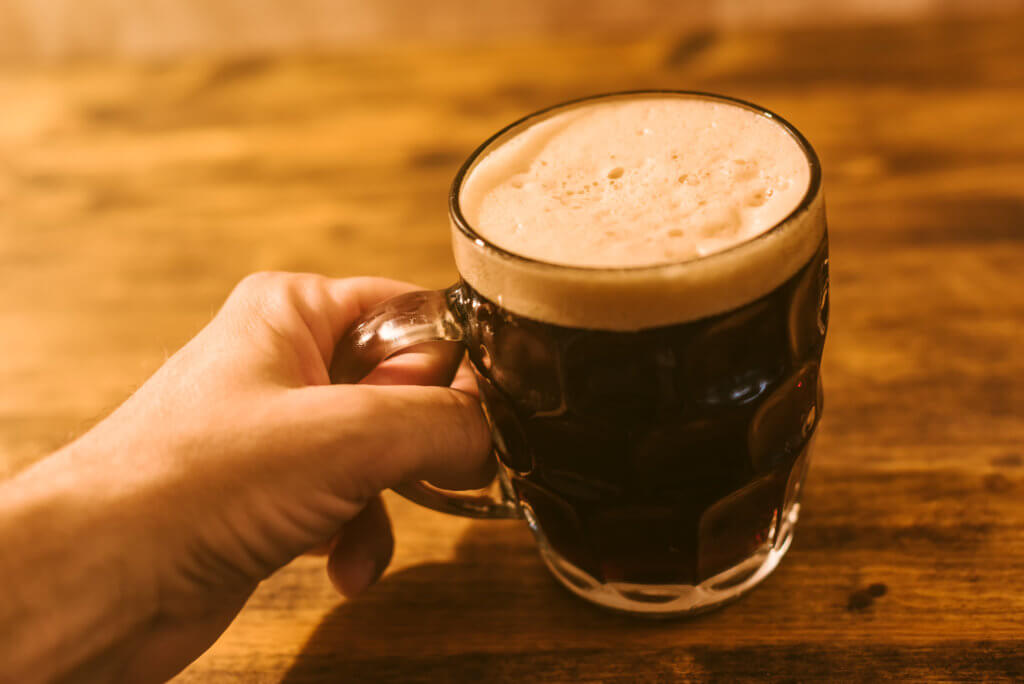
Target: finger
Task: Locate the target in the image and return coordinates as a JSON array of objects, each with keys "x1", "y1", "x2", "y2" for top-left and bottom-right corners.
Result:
[
  {"x1": 425, "y1": 449, "x2": 497, "y2": 491},
  {"x1": 362, "y1": 344, "x2": 496, "y2": 492},
  {"x1": 426, "y1": 355, "x2": 495, "y2": 488},
  {"x1": 364, "y1": 352, "x2": 494, "y2": 490},
  {"x1": 223, "y1": 274, "x2": 474, "y2": 392},
  {"x1": 450, "y1": 355, "x2": 481, "y2": 398},
  {"x1": 281, "y1": 382, "x2": 492, "y2": 499},
  {"x1": 326, "y1": 495, "x2": 394, "y2": 598},
  {"x1": 321, "y1": 275, "x2": 430, "y2": 350},
  {"x1": 224, "y1": 273, "x2": 429, "y2": 372},
  {"x1": 359, "y1": 341, "x2": 463, "y2": 388}
]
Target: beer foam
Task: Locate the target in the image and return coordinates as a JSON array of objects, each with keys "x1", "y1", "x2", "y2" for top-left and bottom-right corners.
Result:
[{"x1": 453, "y1": 94, "x2": 824, "y2": 330}]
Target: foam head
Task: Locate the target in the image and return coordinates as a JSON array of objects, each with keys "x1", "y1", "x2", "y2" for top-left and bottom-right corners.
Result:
[{"x1": 452, "y1": 93, "x2": 824, "y2": 330}]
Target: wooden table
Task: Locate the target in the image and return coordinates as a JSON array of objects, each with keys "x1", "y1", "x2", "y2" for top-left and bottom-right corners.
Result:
[{"x1": 2, "y1": 14, "x2": 1023, "y2": 682}]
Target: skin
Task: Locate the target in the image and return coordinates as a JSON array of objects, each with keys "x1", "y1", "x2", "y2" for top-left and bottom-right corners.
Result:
[{"x1": 0, "y1": 273, "x2": 494, "y2": 684}]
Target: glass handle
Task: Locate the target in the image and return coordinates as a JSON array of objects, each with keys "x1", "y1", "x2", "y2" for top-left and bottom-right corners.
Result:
[{"x1": 329, "y1": 286, "x2": 520, "y2": 520}]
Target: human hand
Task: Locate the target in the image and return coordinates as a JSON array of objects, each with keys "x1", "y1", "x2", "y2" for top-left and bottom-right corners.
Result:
[{"x1": 0, "y1": 273, "x2": 492, "y2": 683}]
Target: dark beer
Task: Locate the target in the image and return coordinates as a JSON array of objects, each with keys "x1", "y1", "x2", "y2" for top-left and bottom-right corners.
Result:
[
  {"x1": 331, "y1": 92, "x2": 830, "y2": 613},
  {"x1": 452, "y1": 237, "x2": 828, "y2": 586}
]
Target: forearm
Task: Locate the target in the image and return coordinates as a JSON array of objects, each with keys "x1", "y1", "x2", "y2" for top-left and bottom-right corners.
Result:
[{"x1": 0, "y1": 450, "x2": 158, "y2": 683}]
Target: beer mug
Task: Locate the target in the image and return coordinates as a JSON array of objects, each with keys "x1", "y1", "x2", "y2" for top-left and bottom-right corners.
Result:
[{"x1": 331, "y1": 91, "x2": 829, "y2": 616}]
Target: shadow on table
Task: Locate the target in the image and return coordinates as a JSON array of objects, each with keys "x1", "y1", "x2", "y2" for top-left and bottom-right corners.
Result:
[{"x1": 279, "y1": 519, "x2": 675, "y2": 683}]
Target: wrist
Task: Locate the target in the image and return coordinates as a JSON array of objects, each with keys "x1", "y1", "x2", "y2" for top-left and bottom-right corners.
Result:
[{"x1": 0, "y1": 448, "x2": 159, "y2": 682}]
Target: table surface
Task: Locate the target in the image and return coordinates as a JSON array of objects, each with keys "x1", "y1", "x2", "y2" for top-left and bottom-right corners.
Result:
[
  {"x1": 0, "y1": 0, "x2": 1013, "y2": 60},
  {"x1": 2, "y1": 13, "x2": 1023, "y2": 683}
]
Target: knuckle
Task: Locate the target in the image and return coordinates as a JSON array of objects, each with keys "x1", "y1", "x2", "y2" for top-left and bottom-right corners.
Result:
[
  {"x1": 237, "y1": 270, "x2": 284, "y2": 293},
  {"x1": 224, "y1": 272, "x2": 308, "y2": 342},
  {"x1": 234, "y1": 271, "x2": 296, "y2": 312}
]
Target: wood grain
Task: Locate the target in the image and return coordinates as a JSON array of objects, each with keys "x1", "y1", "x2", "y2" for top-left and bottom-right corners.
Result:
[
  {"x1": 1, "y1": 0, "x2": 1021, "y2": 61},
  {"x1": 1, "y1": 13, "x2": 1023, "y2": 683}
]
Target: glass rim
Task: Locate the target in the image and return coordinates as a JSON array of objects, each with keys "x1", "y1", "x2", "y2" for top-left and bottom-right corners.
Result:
[{"x1": 448, "y1": 89, "x2": 823, "y2": 274}]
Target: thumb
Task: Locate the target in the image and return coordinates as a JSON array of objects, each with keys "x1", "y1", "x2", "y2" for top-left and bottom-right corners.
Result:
[{"x1": 281, "y1": 383, "x2": 494, "y2": 500}]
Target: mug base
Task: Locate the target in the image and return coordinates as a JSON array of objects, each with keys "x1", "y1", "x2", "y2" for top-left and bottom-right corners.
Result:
[{"x1": 534, "y1": 503, "x2": 800, "y2": 617}]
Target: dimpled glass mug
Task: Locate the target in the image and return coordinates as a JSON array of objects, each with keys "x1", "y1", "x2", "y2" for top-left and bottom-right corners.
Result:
[{"x1": 329, "y1": 91, "x2": 829, "y2": 616}]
